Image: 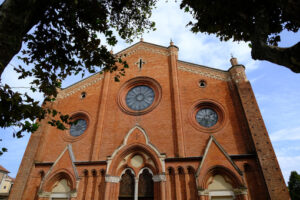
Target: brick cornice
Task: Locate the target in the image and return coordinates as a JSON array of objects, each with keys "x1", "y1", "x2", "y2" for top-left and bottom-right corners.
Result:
[
  {"x1": 57, "y1": 73, "x2": 104, "y2": 99},
  {"x1": 177, "y1": 64, "x2": 231, "y2": 81}
]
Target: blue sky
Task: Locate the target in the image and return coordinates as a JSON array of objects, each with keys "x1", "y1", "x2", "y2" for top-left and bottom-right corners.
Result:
[{"x1": 0, "y1": 0, "x2": 299, "y2": 183}]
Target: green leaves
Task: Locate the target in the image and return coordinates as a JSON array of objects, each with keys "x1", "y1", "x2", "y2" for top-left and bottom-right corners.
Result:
[
  {"x1": 0, "y1": 148, "x2": 8, "y2": 156},
  {"x1": 288, "y1": 171, "x2": 300, "y2": 199}
]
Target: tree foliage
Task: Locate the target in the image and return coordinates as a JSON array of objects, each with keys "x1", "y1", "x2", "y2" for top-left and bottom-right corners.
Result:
[
  {"x1": 288, "y1": 171, "x2": 300, "y2": 200},
  {"x1": 180, "y1": 0, "x2": 300, "y2": 72},
  {"x1": 0, "y1": 0, "x2": 156, "y2": 154}
]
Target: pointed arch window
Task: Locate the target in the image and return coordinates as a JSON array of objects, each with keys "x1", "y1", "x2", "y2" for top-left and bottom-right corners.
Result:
[
  {"x1": 138, "y1": 168, "x2": 154, "y2": 200},
  {"x1": 118, "y1": 168, "x2": 154, "y2": 200},
  {"x1": 119, "y1": 169, "x2": 135, "y2": 200}
]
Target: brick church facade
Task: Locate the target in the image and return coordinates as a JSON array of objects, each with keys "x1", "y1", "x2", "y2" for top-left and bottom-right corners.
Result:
[{"x1": 10, "y1": 41, "x2": 289, "y2": 200}]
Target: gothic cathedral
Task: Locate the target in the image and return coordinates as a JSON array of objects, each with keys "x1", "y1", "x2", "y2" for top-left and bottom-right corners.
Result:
[{"x1": 10, "y1": 41, "x2": 289, "y2": 200}]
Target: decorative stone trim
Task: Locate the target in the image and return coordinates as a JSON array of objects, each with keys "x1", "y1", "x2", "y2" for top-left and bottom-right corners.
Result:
[
  {"x1": 233, "y1": 187, "x2": 248, "y2": 195},
  {"x1": 198, "y1": 189, "x2": 209, "y2": 196},
  {"x1": 178, "y1": 65, "x2": 231, "y2": 82},
  {"x1": 38, "y1": 191, "x2": 77, "y2": 198},
  {"x1": 57, "y1": 74, "x2": 104, "y2": 99},
  {"x1": 117, "y1": 44, "x2": 170, "y2": 57},
  {"x1": 105, "y1": 175, "x2": 120, "y2": 183},
  {"x1": 152, "y1": 174, "x2": 166, "y2": 182}
]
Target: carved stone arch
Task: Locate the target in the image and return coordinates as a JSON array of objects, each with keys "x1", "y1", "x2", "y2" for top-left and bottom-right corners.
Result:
[
  {"x1": 42, "y1": 169, "x2": 76, "y2": 192},
  {"x1": 109, "y1": 143, "x2": 163, "y2": 176},
  {"x1": 138, "y1": 167, "x2": 154, "y2": 176},
  {"x1": 120, "y1": 167, "x2": 136, "y2": 177},
  {"x1": 107, "y1": 125, "x2": 166, "y2": 175},
  {"x1": 201, "y1": 165, "x2": 243, "y2": 189}
]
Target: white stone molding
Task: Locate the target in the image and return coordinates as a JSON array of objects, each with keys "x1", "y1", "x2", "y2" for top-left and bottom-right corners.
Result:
[
  {"x1": 209, "y1": 190, "x2": 235, "y2": 198},
  {"x1": 57, "y1": 73, "x2": 104, "y2": 99},
  {"x1": 38, "y1": 190, "x2": 77, "y2": 198},
  {"x1": 105, "y1": 175, "x2": 120, "y2": 183},
  {"x1": 178, "y1": 65, "x2": 231, "y2": 82},
  {"x1": 106, "y1": 125, "x2": 166, "y2": 173},
  {"x1": 117, "y1": 43, "x2": 170, "y2": 57},
  {"x1": 195, "y1": 135, "x2": 242, "y2": 178},
  {"x1": 233, "y1": 187, "x2": 248, "y2": 195},
  {"x1": 152, "y1": 174, "x2": 166, "y2": 182},
  {"x1": 138, "y1": 167, "x2": 154, "y2": 176},
  {"x1": 120, "y1": 168, "x2": 136, "y2": 177},
  {"x1": 198, "y1": 189, "x2": 236, "y2": 198},
  {"x1": 198, "y1": 189, "x2": 209, "y2": 196}
]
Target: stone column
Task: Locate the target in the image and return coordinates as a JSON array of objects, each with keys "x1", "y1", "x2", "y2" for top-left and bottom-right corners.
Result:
[
  {"x1": 104, "y1": 175, "x2": 120, "y2": 200},
  {"x1": 198, "y1": 189, "x2": 208, "y2": 200},
  {"x1": 153, "y1": 174, "x2": 166, "y2": 200},
  {"x1": 134, "y1": 177, "x2": 139, "y2": 200},
  {"x1": 234, "y1": 187, "x2": 249, "y2": 200}
]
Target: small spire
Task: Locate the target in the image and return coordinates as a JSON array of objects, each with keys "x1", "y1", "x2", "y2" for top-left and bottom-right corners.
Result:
[
  {"x1": 110, "y1": 47, "x2": 113, "y2": 54},
  {"x1": 230, "y1": 56, "x2": 238, "y2": 66},
  {"x1": 140, "y1": 37, "x2": 144, "y2": 42},
  {"x1": 170, "y1": 38, "x2": 174, "y2": 46}
]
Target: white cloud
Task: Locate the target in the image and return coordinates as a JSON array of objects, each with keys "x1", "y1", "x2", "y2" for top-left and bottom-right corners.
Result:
[
  {"x1": 277, "y1": 156, "x2": 300, "y2": 183},
  {"x1": 271, "y1": 126, "x2": 300, "y2": 141}
]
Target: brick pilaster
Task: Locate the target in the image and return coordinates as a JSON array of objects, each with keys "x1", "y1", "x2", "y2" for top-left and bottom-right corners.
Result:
[{"x1": 229, "y1": 65, "x2": 290, "y2": 200}]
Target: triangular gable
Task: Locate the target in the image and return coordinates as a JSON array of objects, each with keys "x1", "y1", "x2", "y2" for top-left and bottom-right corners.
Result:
[
  {"x1": 196, "y1": 135, "x2": 243, "y2": 187},
  {"x1": 39, "y1": 144, "x2": 79, "y2": 192},
  {"x1": 115, "y1": 41, "x2": 170, "y2": 57}
]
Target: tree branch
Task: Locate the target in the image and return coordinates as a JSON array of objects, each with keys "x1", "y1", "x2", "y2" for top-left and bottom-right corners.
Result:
[{"x1": 251, "y1": 39, "x2": 300, "y2": 73}]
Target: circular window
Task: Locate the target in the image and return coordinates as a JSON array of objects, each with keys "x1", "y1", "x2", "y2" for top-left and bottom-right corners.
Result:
[
  {"x1": 118, "y1": 77, "x2": 162, "y2": 116},
  {"x1": 189, "y1": 100, "x2": 226, "y2": 133},
  {"x1": 70, "y1": 119, "x2": 87, "y2": 137},
  {"x1": 196, "y1": 108, "x2": 218, "y2": 127},
  {"x1": 126, "y1": 85, "x2": 155, "y2": 111}
]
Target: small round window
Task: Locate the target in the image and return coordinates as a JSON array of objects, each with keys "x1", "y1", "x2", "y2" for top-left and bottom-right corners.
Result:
[
  {"x1": 195, "y1": 108, "x2": 218, "y2": 128},
  {"x1": 70, "y1": 119, "x2": 87, "y2": 137},
  {"x1": 125, "y1": 85, "x2": 155, "y2": 111}
]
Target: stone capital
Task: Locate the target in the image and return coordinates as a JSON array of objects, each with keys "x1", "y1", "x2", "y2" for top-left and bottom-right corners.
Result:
[
  {"x1": 152, "y1": 174, "x2": 166, "y2": 182},
  {"x1": 105, "y1": 175, "x2": 120, "y2": 183}
]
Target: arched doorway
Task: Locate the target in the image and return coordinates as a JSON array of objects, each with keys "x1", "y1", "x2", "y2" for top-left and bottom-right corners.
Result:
[
  {"x1": 50, "y1": 179, "x2": 71, "y2": 200},
  {"x1": 207, "y1": 174, "x2": 234, "y2": 200}
]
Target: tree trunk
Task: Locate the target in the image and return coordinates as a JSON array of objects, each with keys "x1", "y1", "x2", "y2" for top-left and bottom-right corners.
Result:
[{"x1": 0, "y1": 0, "x2": 48, "y2": 78}]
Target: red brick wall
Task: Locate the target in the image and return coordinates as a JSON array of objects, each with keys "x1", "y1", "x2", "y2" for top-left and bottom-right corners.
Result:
[{"x1": 10, "y1": 42, "x2": 288, "y2": 200}]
